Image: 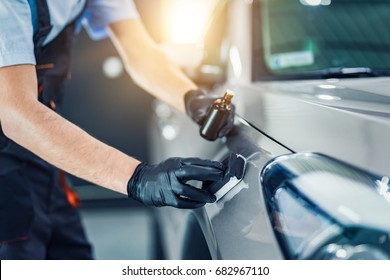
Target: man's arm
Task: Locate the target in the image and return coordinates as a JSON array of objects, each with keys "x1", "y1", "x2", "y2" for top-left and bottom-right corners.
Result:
[
  {"x1": 107, "y1": 19, "x2": 235, "y2": 140},
  {"x1": 107, "y1": 19, "x2": 197, "y2": 112},
  {"x1": 0, "y1": 64, "x2": 139, "y2": 194},
  {"x1": 0, "y1": 65, "x2": 220, "y2": 207}
]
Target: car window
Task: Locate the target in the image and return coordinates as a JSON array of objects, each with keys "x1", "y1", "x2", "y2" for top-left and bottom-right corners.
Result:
[{"x1": 255, "y1": 0, "x2": 390, "y2": 79}]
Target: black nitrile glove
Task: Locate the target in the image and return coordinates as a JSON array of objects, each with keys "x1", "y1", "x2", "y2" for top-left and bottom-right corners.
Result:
[
  {"x1": 184, "y1": 89, "x2": 235, "y2": 139},
  {"x1": 127, "y1": 157, "x2": 224, "y2": 208}
]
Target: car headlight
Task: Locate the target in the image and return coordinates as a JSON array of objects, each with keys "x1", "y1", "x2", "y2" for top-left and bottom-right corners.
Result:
[{"x1": 261, "y1": 153, "x2": 390, "y2": 260}]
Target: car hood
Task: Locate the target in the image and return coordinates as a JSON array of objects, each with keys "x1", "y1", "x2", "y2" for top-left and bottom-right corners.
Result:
[{"x1": 227, "y1": 77, "x2": 390, "y2": 177}]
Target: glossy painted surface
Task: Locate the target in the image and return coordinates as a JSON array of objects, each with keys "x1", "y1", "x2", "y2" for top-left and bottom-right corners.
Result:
[
  {"x1": 149, "y1": 0, "x2": 390, "y2": 260},
  {"x1": 150, "y1": 112, "x2": 289, "y2": 259},
  {"x1": 228, "y1": 77, "x2": 390, "y2": 177}
]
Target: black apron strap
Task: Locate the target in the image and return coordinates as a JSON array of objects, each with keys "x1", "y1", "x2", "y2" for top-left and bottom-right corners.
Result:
[
  {"x1": 34, "y1": 0, "x2": 89, "y2": 106},
  {"x1": 33, "y1": 0, "x2": 52, "y2": 50}
]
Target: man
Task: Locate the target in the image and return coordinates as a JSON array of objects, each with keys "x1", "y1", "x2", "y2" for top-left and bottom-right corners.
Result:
[{"x1": 0, "y1": 0, "x2": 234, "y2": 259}]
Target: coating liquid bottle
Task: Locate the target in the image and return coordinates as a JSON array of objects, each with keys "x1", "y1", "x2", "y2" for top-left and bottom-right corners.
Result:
[{"x1": 200, "y1": 90, "x2": 234, "y2": 141}]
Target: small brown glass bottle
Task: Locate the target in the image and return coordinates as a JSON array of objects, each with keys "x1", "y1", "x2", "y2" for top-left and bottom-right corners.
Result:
[{"x1": 200, "y1": 90, "x2": 234, "y2": 141}]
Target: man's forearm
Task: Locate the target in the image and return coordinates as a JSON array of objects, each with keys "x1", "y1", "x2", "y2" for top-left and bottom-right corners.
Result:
[
  {"x1": 108, "y1": 19, "x2": 197, "y2": 112},
  {"x1": 2, "y1": 100, "x2": 138, "y2": 194},
  {"x1": 0, "y1": 65, "x2": 138, "y2": 195}
]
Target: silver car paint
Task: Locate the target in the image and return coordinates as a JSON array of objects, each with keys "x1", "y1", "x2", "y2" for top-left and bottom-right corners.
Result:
[
  {"x1": 150, "y1": 114, "x2": 289, "y2": 259},
  {"x1": 150, "y1": 0, "x2": 390, "y2": 259}
]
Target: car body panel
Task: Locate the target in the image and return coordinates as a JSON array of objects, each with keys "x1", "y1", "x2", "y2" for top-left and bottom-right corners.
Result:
[
  {"x1": 149, "y1": 0, "x2": 390, "y2": 260},
  {"x1": 228, "y1": 77, "x2": 390, "y2": 177},
  {"x1": 150, "y1": 111, "x2": 289, "y2": 259}
]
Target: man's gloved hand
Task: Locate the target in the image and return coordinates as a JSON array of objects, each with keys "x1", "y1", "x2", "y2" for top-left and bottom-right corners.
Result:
[
  {"x1": 127, "y1": 157, "x2": 224, "y2": 208},
  {"x1": 184, "y1": 89, "x2": 235, "y2": 139}
]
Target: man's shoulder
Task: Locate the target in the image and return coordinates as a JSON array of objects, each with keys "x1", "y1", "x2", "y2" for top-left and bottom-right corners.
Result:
[{"x1": 0, "y1": 1, "x2": 36, "y2": 67}]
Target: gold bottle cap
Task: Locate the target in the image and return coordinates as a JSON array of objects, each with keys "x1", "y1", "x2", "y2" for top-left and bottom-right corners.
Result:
[{"x1": 223, "y1": 90, "x2": 234, "y2": 105}]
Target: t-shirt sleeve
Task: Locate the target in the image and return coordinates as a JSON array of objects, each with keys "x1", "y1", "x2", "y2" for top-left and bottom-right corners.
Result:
[
  {"x1": 0, "y1": 0, "x2": 36, "y2": 67},
  {"x1": 82, "y1": 0, "x2": 140, "y2": 40}
]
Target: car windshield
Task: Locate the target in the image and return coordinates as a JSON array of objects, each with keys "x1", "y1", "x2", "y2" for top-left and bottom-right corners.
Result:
[{"x1": 256, "y1": 0, "x2": 390, "y2": 79}]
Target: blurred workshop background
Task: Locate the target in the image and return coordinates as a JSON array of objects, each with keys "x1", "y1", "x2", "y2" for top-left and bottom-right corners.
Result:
[{"x1": 60, "y1": 0, "x2": 222, "y2": 259}]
